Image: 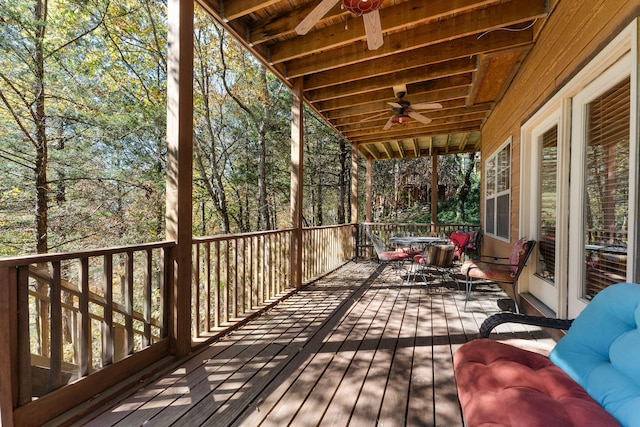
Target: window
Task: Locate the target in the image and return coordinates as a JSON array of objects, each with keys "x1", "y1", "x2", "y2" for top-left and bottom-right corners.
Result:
[
  {"x1": 485, "y1": 139, "x2": 511, "y2": 240},
  {"x1": 537, "y1": 126, "x2": 558, "y2": 281},
  {"x1": 582, "y1": 77, "x2": 630, "y2": 299}
]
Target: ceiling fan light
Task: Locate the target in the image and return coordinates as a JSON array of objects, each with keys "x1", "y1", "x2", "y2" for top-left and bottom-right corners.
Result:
[
  {"x1": 391, "y1": 114, "x2": 411, "y2": 125},
  {"x1": 342, "y1": 0, "x2": 382, "y2": 15}
]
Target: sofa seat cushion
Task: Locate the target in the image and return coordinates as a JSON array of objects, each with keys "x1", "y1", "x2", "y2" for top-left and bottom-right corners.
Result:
[{"x1": 455, "y1": 339, "x2": 620, "y2": 427}]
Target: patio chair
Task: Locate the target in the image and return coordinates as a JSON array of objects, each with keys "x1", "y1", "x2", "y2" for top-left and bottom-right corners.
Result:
[
  {"x1": 461, "y1": 237, "x2": 536, "y2": 313},
  {"x1": 364, "y1": 227, "x2": 412, "y2": 268},
  {"x1": 410, "y1": 244, "x2": 457, "y2": 291},
  {"x1": 450, "y1": 229, "x2": 482, "y2": 261}
]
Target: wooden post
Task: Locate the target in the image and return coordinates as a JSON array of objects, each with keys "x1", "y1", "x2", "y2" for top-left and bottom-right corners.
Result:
[
  {"x1": 0, "y1": 266, "x2": 17, "y2": 426},
  {"x1": 431, "y1": 154, "x2": 438, "y2": 236},
  {"x1": 166, "y1": 0, "x2": 193, "y2": 357},
  {"x1": 366, "y1": 157, "x2": 372, "y2": 222},
  {"x1": 290, "y1": 78, "x2": 304, "y2": 290}
]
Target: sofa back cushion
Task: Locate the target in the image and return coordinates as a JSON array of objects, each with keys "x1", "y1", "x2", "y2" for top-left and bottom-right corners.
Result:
[{"x1": 550, "y1": 283, "x2": 640, "y2": 426}]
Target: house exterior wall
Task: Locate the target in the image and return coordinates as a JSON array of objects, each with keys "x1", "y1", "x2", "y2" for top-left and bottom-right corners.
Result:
[{"x1": 480, "y1": 0, "x2": 640, "y2": 257}]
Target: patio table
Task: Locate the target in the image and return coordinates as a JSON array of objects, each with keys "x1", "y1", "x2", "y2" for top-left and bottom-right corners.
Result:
[
  {"x1": 390, "y1": 236, "x2": 451, "y2": 285},
  {"x1": 390, "y1": 236, "x2": 449, "y2": 249}
]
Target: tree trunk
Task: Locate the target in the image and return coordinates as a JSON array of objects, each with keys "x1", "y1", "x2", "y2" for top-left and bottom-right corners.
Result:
[
  {"x1": 34, "y1": 0, "x2": 48, "y2": 254},
  {"x1": 257, "y1": 66, "x2": 271, "y2": 230},
  {"x1": 337, "y1": 139, "x2": 347, "y2": 224},
  {"x1": 457, "y1": 153, "x2": 475, "y2": 222}
]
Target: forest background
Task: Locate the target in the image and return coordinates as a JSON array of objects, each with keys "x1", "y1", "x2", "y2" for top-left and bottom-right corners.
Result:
[{"x1": 0, "y1": 0, "x2": 480, "y2": 258}]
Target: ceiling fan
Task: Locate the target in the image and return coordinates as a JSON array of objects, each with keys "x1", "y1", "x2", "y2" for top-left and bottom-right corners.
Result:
[
  {"x1": 295, "y1": 0, "x2": 384, "y2": 51},
  {"x1": 362, "y1": 85, "x2": 443, "y2": 130}
]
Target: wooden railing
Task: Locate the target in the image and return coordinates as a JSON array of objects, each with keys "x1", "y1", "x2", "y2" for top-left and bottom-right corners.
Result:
[
  {"x1": 191, "y1": 224, "x2": 354, "y2": 341},
  {"x1": 192, "y1": 229, "x2": 293, "y2": 339},
  {"x1": 1, "y1": 222, "x2": 447, "y2": 425},
  {"x1": 0, "y1": 241, "x2": 174, "y2": 426},
  {"x1": 302, "y1": 224, "x2": 354, "y2": 282},
  {"x1": 355, "y1": 222, "x2": 481, "y2": 259}
]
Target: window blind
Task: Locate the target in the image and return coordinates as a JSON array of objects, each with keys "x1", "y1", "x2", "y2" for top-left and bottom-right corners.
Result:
[{"x1": 583, "y1": 77, "x2": 630, "y2": 298}]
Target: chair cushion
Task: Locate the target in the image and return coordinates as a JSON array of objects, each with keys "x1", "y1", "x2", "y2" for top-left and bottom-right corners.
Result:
[
  {"x1": 550, "y1": 283, "x2": 640, "y2": 427},
  {"x1": 450, "y1": 231, "x2": 470, "y2": 259},
  {"x1": 509, "y1": 238, "x2": 531, "y2": 274},
  {"x1": 377, "y1": 250, "x2": 409, "y2": 262},
  {"x1": 467, "y1": 231, "x2": 478, "y2": 251},
  {"x1": 455, "y1": 339, "x2": 620, "y2": 427},
  {"x1": 424, "y1": 244, "x2": 455, "y2": 267},
  {"x1": 461, "y1": 260, "x2": 516, "y2": 282},
  {"x1": 399, "y1": 247, "x2": 421, "y2": 256}
]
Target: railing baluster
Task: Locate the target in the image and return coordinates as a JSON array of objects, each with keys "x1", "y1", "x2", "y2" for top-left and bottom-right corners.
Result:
[
  {"x1": 143, "y1": 249, "x2": 152, "y2": 347},
  {"x1": 193, "y1": 242, "x2": 200, "y2": 337},
  {"x1": 78, "y1": 258, "x2": 90, "y2": 377},
  {"x1": 16, "y1": 266, "x2": 30, "y2": 405},
  {"x1": 248, "y1": 237, "x2": 253, "y2": 311},
  {"x1": 204, "y1": 242, "x2": 211, "y2": 333},
  {"x1": 214, "y1": 240, "x2": 220, "y2": 328},
  {"x1": 224, "y1": 239, "x2": 230, "y2": 324},
  {"x1": 125, "y1": 252, "x2": 134, "y2": 355},
  {"x1": 233, "y1": 238, "x2": 238, "y2": 319},
  {"x1": 50, "y1": 261, "x2": 63, "y2": 392},
  {"x1": 103, "y1": 254, "x2": 114, "y2": 366}
]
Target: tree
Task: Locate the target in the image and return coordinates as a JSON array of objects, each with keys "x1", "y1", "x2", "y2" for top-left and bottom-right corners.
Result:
[{"x1": 0, "y1": 0, "x2": 168, "y2": 255}]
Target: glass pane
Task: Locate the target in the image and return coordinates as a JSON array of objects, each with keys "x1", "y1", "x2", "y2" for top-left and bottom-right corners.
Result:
[
  {"x1": 583, "y1": 78, "x2": 630, "y2": 300},
  {"x1": 538, "y1": 126, "x2": 558, "y2": 282},
  {"x1": 496, "y1": 145, "x2": 510, "y2": 192},
  {"x1": 486, "y1": 157, "x2": 495, "y2": 197},
  {"x1": 485, "y1": 198, "x2": 495, "y2": 234},
  {"x1": 496, "y1": 194, "x2": 510, "y2": 238}
]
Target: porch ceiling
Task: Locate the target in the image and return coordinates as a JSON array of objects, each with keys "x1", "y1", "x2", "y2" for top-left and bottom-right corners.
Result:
[{"x1": 199, "y1": 0, "x2": 550, "y2": 160}]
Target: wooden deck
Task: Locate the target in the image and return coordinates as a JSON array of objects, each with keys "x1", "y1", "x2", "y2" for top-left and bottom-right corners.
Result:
[{"x1": 75, "y1": 261, "x2": 555, "y2": 427}]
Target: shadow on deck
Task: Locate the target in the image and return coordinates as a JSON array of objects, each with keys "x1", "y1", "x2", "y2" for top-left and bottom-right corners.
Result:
[{"x1": 74, "y1": 261, "x2": 555, "y2": 427}]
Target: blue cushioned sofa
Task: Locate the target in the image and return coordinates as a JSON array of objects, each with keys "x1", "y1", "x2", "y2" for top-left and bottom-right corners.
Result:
[{"x1": 454, "y1": 283, "x2": 640, "y2": 427}]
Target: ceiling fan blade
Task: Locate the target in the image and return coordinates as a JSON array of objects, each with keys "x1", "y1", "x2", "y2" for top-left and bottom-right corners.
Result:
[
  {"x1": 360, "y1": 111, "x2": 391, "y2": 122},
  {"x1": 295, "y1": 0, "x2": 340, "y2": 35},
  {"x1": 408, "y1": 111, "x2": 432, "y2": 125},
  {"x1": 410, "y1": 102, "x2": 443, "y2": 110},
  {"x1": 383, "y1": 116, "x2": 394, "y2": 130},
  {"x1": 387, "y1": 102, "x2": 403, "y2": 109},
  {"x1": 362, "y1": 9, "x2": 383, "y2": 50}
]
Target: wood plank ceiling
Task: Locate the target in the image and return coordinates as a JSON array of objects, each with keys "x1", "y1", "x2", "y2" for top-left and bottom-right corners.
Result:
[{"x1": 198, "y1": 0, "x2": 549, "y2": 160}]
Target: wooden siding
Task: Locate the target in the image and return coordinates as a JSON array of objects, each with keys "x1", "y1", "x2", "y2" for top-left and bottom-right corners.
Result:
[
  {"x1": 76, "y1": 261, "x2": 555, "y2": 427},
  {"x1": 480, "y1": 0, "x2": 640, "y2": 256}
]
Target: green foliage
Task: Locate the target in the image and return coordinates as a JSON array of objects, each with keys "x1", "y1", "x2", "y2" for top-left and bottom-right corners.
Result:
[
  {"x1": 371, "y1": 154, "x2": 480, "y2": 225},
  {"x1": 1, "y1": 0, "x2": 167, "y2": 255}
]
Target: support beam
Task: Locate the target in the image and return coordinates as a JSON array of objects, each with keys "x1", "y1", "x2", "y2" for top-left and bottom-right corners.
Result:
[
  {"x1": 166, "y1": 0, "x2": 193, "y2": 357},
  {"x1": 366, "y1": 157, "x2": 373, "y2": 222},
  {"x1": 290, "y1": 78, "x2": 304, "y2": 290},
  {"x1": 431, "y1": 154, "x2": 438, "y2": 236}
]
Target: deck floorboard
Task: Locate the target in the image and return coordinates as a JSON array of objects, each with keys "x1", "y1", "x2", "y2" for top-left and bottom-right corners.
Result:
[{"x1": 78, "y1": 261, "x2": 554, "y2": 427}]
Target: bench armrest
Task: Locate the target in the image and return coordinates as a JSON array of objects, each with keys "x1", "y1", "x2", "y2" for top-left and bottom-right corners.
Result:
[{"x1": 479, "y1": 313, "x2": 574, "y2": 338}]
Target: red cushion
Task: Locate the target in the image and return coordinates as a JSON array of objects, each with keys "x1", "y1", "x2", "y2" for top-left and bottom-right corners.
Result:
[
  {"x1": 450, "y1": 231, "x2": 470, "y2": 259},
  {"x1": 466, "y1": 231, "x2": 478, "y2": 250},
  {"x1": 461, "y1": 260, "x2": 516, "y2": 282},
  {"x1": 509, "y1": 238, "x2": 531, "y2": 274},
  {"x1": 378, "y1": 250, "x2": 409, "y2": 262},
  {"x1": 454, "y1": 339, "x2": 620, "y2": 427}
]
